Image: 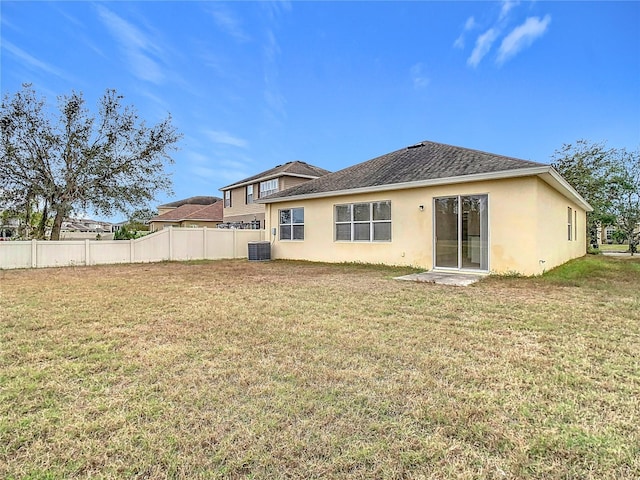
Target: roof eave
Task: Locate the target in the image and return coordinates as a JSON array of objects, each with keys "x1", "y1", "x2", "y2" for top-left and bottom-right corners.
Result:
[
  {"x1": 257, "y1": 166, "x2": 552, "y2": 203},
  {"x1": 538, "y1": 168, "x2": 593, "y2": 212},
  {"x1": 220, "y1": 172, "x2": 322, "y2": 191},
  {"x1": 257, "y1": 166, "x2": 594, "y2": 211}
]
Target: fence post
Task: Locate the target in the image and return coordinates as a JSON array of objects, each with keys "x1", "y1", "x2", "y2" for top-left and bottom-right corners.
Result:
[
  {"x1": 130, "y1": 238, "x2": 135, "y2": 263},
  {"x1": 202, "y1": 227, "x2": 207, "y2": 259},
  {"x1": 85, "y1": 239, "x2": 91, "y2": 266},
  {"x1": 233, "y1": 228, "x2": 237, "y2": 258},
  {"x1": 169, "y1": 226, "x2": 174, "y2": 261},
  {"x1": 31, "y1": 239, "x2": 37, "y2": 268}
]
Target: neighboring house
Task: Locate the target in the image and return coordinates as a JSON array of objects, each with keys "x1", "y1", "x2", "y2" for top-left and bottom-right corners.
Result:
[
  {"x1": 156, "y1": 196, "x2": 222, "y2": 216},
  {"x1": 219, "y1": 161, "x2": 331, "y2": 228},
  {"x1": 149, "y1": 201, "x2": 223, "y2": 232},
  {"x1": 0, "y1": 214, "x2": 19, "y2": 240},
  {"x1": 258, "y1": 141, "x2": 593, "y2": 276},
  {"x1": 60, "y1": 218, "x2": 114, "y2": 240}
]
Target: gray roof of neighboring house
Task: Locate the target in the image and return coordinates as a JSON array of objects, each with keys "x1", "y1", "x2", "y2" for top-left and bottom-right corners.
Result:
[
  {"x1": 260, "y1": 141, "x2": 546, "y2": 200},
  {"x1": 220, "y1": 161, "x2": 331, "y2": 190},
  {"x1": 158, "y1": 196, "x2": 222, "y2": 209}
]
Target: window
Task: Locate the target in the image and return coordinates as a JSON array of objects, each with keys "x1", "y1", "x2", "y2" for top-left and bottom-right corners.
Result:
[
  {"x1": 574, "y1": 210, "x2": 577, "y2": 241},
  {"x1": 280, "y1": 207, "x2": 304, "y2": 240},
  {"x1": 335, "y1": 201, "x2": 391, "y2": 242},
  {"x1": 224, "y1": 190, "x2": 231, "y2": 208},
  {"x1": 260, "y1": 179, "x2": 279, "y2": 198},
  {"x1": 568, "y1": 207, "x2": 573, "y2": 241},
  {"x1": 246, "y1": 185, "x2": 254, "y2": 204}
]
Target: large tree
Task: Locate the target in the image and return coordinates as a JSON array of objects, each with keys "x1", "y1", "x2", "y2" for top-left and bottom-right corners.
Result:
[
  {"x1": 0, "y1": 85, "x2": 181, "y2": 240},
  {"x1": 611, "y1": 149, "x2": 640, "y2": 254},
  {"x1": 551, "y1": 140, "x2": 621, "y2": 247}
]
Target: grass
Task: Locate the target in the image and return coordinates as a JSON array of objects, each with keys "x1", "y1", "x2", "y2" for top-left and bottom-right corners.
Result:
[
  {"x1": 1, "y1": 256, "x2": 639, "y2": 479},
  {"x1": 598, "y1": 243, "x2": 632, "y2": 253}
]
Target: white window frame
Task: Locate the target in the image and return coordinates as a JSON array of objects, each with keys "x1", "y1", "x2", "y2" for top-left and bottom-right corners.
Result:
[
  {"x1": 224, "y1": 190, "x2": 231, "y2": 208},
  {"x1": 260, "y1": 179, "x2": 279, "y2": 198},
  {"x1": 334, "y1": 201, "x2": 391, "y2": 242},
  {"x1": 568, "y1": 207, "x2": 573, "y2": 241},
  {"x1": 279, "y1": 207, "x2": 304, "y2": 240},
  {"x1": 246, "y1": 184, "x2": 254, "y2": 204}
]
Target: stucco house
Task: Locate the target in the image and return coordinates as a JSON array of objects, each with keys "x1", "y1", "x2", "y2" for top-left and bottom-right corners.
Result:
[
  {"x1": 156, "y1": 196, "x2": 221, "y2": 216},
  {"x1": 219, "y1": 161, "x2": 330, "y2": 228},
  {"x1": 258, "y1": 141, "x2": 592, "y2": 276},
  {"x1": 150, "y1": 197, "x2": 223, "y2": 232}
]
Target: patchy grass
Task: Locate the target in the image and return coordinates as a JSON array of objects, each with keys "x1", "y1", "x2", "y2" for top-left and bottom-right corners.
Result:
[
  {"x1": 1, "y1": 257, "x2": 639, "y2": 479},
  {"x1": 598, "y1": 244, "x2": 631, "y2": 253}
]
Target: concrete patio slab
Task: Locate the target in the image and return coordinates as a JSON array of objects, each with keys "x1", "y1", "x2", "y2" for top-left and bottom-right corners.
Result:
[{"x1": 394, "y1": 271, "x2": 485, "y2": 286}]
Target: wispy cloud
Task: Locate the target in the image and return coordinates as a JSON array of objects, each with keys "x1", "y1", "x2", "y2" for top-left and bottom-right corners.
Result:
[
  {"x1": 410, "y1": 63, "x2": 430, "y2": 90},
  {"x1": 262, "y1": 1, "x2": 292, "y2": 21},
  {"x1": 499, "y1": 0, "x2": 520, "y2": 21},
  {"x1": 205, "y1": 130, "x2": 249, "y2": 149},
  {"x1": 457, "y1": 2, "x2": 550, "y2": 68},
  {"x1": 262, "y1": 29, "x2": 287, "y2": 119},
  {"x1": 467, "y1": 28, "x2": 499, "y2": 68},
  {"x1": 497, "y1": 15, "x2": 551, "y2": 65},
  {"x1": 207, "y1": 3, "x2": 250, "y2": 42},
  {"x1": 453, "y1": 16, "x2": 476, "y2": 49},
  {"x1": 95, "y1": 5, "x2": 165, "y2": 84},
  {"x1": 1, "y1": 40, "x2": 71, "y2": 80}
]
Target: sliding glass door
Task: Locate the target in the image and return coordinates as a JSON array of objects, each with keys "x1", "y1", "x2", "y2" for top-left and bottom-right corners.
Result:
[{"x1": 434, "y1": 195, "x2": 488, "y2": 271}]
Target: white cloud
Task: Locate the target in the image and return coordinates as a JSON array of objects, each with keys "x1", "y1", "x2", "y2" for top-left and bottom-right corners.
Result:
[
  {"x1": 208, "y1": 4, "x2": 250, "y2": 42},
  {"x1": 205, "y1": 130, "x2": 249, "y2": 149},
  {"x1": 465, "y1": 16, "x2": 477, "y2": 30},
  {"x1": 499, "y1": 0, "x2": 520, "y2": 21},
  {"x1": 467, "y1": 28, "x2": 499, "y2": 68},
  {"x1": 2, "y1": 40, "x2": 70, "y2": 79},
  {"x1": 453, "y1": 16, "x2": 476, "y2": 49},
  {"x1": 497, "y1": 15, "x2": 551, "y2": 65},
  {"x1": 410, "y1": 63, "x2": 430, "y2": 90},
  {"x1": 96, "y1": 5, "x2": 165, "y2": 84}
]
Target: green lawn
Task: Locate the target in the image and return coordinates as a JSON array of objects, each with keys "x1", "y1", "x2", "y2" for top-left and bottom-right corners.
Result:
[
  {"x1": 1, "y1": 256, "x2": 639, "y2": 479},
  {"x1": 598, "y1": 243, "x2": 632, "y2": 253}
]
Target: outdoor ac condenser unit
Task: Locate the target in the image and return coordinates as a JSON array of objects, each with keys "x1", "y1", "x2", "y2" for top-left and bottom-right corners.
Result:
[{"x1": 248, "y1": 241, "x2": 271, "y2": 261}]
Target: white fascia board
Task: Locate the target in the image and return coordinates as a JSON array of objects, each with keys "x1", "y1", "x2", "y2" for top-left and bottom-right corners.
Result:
[
  {"x1": 257, "y1": 166, "x2": 554, "y2": 204},
  {"x1": 220, "y1": 173, "x2": 320, "y2": 192}
]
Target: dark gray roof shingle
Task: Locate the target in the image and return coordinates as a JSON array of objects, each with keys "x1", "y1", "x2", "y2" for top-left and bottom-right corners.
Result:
[
  {"x1": 220, "y1": 161, "x2": 331, "y2": 190},
  {"x1": 263, "y1": 141, "x2": 545, "y2": 200},
  {"x1": 158, "y1": 196, "x2": 221, "y2": 208}
]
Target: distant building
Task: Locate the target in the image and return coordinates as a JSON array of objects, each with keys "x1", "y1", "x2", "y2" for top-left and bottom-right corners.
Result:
[
  {"x1": 150, "y1": 196, "x2": 223, "y2": 231},
  {"x1": 219, "y1": 161, "x2": 330, "y2": 228}
]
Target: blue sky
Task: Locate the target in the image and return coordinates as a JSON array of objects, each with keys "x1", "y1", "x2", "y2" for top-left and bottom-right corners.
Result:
[{"x1": 1, "y1": 1, "x2": 639, "y2": 220}]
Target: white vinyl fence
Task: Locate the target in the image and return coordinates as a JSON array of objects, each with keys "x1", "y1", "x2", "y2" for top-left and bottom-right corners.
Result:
[{"x1": 0, "y1": 227, "x2": 266, "y2": 270}]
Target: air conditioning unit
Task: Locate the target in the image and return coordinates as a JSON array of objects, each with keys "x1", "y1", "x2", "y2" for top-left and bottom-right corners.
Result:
[{"x1": 248, "y1": 241, "x2": 271, "y2": 261}]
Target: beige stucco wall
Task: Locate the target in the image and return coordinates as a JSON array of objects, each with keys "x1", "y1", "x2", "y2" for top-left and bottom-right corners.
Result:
[
  {"x1": 150, "y1": 221, "x2": 180, "y2": 232},
  {"x1": 223, "y1": 182, "x2": 264, "y2": 221},
  {"x1": 534, "y1": 178, "x2": 587, "y2": 271},
  {"x1": 223, "y1": 175, "x2": 317, "y2": 223},
  {"x1": 151, "y1": 220, "x2": 222, "y2": 232},
  {"x1": 179, "y1": 220, "x2": 222, "y2": 228},
  {"x1": 264, "y1": 176, "x2": 588, "y2": 276}
]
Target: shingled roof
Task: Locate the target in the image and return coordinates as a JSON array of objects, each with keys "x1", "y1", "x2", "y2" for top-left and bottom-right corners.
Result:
[
  {"x1": 260, "y1": 141, "x2": 548, "y2": 201},
  {"x1": 151, "y1": 202, "x2": 223, "y2": 222},
  {"x1": 158, "y1": 196, "x2": 222, "y2": 209},
  {"x1": 220, "y1": 161, "x2": 331, "y2": 190}
]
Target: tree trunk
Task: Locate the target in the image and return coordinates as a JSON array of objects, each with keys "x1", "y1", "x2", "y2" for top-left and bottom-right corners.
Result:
[
  {"x1": 50, "y1": 207, "x2": 68, "y2": 241},
  {"x1": 35, "y1": 199, "x2": 49, "y2": 240}
]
